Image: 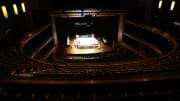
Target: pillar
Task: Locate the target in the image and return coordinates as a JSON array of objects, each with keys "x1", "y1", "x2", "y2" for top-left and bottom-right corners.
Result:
[{"x1": 117, "y1": 15, "x2": 124, "y2": 46}]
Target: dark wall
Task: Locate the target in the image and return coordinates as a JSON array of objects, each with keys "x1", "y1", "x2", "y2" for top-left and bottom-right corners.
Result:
[
  {"x1": 175, "y1": 1, "x2": 180, "y2": 22},
  {"x1": 38, "y1": 0, "x2": 139, "y2": 10},
  {"x1": 29, "y1": 0, "x2": 146, "y2": 29},
  {"x1": 152, "y1": 0, "x2": 180, "y2": 31},
  {"x1": 0, "y1": 0, "x2": 179, "y2": 47},
  {"x1": 0, "y1": 0, "x2": 26, "y2": 47}
]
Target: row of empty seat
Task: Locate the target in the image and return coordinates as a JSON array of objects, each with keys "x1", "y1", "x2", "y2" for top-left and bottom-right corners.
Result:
[{"x1": 0, "y1": 19, "x2": 180, "y2": 100}]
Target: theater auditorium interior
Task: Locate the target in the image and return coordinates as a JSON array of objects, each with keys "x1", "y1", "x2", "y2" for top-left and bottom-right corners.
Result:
[{"x1": 0, "y1": 0, "x2": 180, "y2": 100}]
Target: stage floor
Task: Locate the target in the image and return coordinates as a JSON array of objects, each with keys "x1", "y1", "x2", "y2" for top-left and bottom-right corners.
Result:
[{"x1": 64, "y1": 37, "x2": 115, "y2": 54}]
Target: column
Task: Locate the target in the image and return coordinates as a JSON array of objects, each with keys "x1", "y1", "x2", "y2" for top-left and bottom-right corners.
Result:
[
  {"x1": 51, "y1": 16, "x2": 59, "y2": 56},
  {"x1": 117, "y1": 15, "x2": 124, "y2": 46}
]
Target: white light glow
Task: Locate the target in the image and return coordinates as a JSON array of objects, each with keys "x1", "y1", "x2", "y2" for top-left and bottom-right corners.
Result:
[
  {"x1": 13, "y1": 4, "x2": 19, "y2": 15},
  {"x1": 74, "y1": 37, "x2": 99, "y2": 48},
  {"x1": 67, "y1": 35, "x2": 70, "y2": 46},
  {"x1": 1, "y1": 6, "x2": 8, "y2": 18},
  {"x1": 170, "y1": 1, "x2": 175, "y2": 11},
  {"x1": 21, "y1": 2, "x2": 26, "y2": 13},
  {"x1": 158, "y1": 0, "x2": 163, "y2": 9}
]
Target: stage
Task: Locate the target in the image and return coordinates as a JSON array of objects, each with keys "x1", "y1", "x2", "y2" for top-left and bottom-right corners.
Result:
[{"x1": 64, "y1": 35, "x2": 115, "y2": 54}]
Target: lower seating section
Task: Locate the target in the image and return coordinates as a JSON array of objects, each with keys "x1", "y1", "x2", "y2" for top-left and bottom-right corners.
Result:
[
  {"x1": 0, "y1": 46, "x2": 179, "y2": 80},
  {"x1": 0, "y1": 46, "x2": 180, "y2": 100},
  {"x1": 0, "y1": 45, "x2": 180, "y2": 78},
  {"x1": 0, "y1": 39, "x2": 179, "y2": 101},
  {"x1": 0, "y1": 79, "x2": 180, "y2": 101}
]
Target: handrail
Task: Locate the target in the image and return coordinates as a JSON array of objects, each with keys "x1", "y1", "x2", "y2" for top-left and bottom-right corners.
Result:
[
  {"x1": 121, "y1": 42, "x2": 148, "y2": 58},
  {"x1": 19, "y1": 24, "x2": 50, "y2": 50},
  {"x1": 18, "y1": 23, "x2": 55, "y2": 61},
  {"x1": 43, "y1": 47, "x2": 56, "y2": 60},
  {"x1": 123, "y1": 33, "x2": 163, "y2": 55},
  {"x1": 125, "y1": 19, "x2": 177, "y2": 58},
  {"x1": 30, "y1": 36, "x2": 53, "y2": 58}
]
